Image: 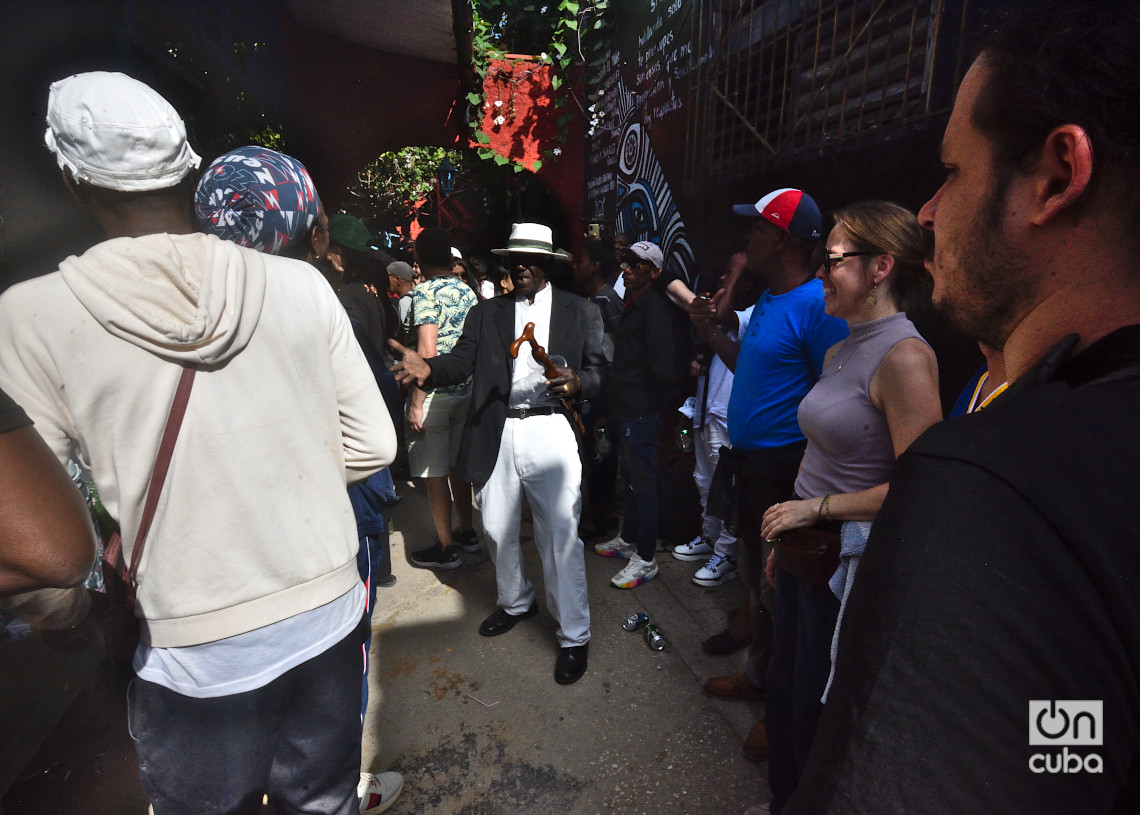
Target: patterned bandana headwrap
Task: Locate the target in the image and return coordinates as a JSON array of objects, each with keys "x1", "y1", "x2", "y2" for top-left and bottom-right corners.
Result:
[{"x1": 194, "y1": 145, "x2": 323, "y2": 255}]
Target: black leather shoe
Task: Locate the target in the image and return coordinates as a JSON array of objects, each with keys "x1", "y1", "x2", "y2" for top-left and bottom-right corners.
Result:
[
  {"x1": 478, "y1": 604, "x2": 538, "y2": 637},
  {"x1": 554, "y1": 643, "x2": 589, "y2": 684}
]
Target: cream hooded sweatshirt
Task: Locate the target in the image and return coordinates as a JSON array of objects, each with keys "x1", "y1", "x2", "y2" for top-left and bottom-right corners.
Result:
[{"x1": 0, "y1": 233, "x2": 395, "y2": 647}]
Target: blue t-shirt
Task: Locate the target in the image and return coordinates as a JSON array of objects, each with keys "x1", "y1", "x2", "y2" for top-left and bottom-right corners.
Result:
[
  {"x1": 727, "y1": 278, "x2": 848, "y2": 450},
  {"x1": 949, "y1": 364, "x2": 987, "y2": 418}
]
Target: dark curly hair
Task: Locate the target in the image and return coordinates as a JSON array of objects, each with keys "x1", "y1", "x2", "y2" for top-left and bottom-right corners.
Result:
[
  {"x1": 974, "y1": 2, "x2": 1140, "y2": 227},
  {"x1": 414, "y1": 227, "x2": 453, "y2": 271},
  {"x1": 581, "y1": 237, "x2": 620, "y2": 283}
]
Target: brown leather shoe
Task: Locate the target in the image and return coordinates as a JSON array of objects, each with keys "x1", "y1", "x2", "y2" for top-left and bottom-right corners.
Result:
[
  {"x1": 743, "y1": 721, "x2": 769, "y2": 762},
  {"x1": 702, "y1": 670, "x2": 765, "y2": 701},
  {"x1": 701, "y1": 629, "x2": 748, "y2": 656}
]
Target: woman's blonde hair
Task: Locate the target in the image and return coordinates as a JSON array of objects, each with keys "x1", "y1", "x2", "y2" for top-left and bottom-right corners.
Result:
[{"x1": 832, "y1": 200, "x2": 932, "y2": 313}]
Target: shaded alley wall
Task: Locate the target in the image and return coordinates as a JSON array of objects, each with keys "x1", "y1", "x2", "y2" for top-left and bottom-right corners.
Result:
[
  {"x1": 582, "y1": 0, "x2": 1003, "y2": 408},
  {"x1": 584, "y1": 0, "x2": 992, "y2": 285}
]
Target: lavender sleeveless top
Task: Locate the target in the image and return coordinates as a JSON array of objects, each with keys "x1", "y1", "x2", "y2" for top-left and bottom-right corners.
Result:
[{"x1": 794, "y1": 311, "x2": 927, "y2": 498}]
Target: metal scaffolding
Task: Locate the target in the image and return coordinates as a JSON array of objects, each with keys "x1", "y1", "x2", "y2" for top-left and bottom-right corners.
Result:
[{"x1": 685, "y1": 0, "x2": 971, "y2": 180}]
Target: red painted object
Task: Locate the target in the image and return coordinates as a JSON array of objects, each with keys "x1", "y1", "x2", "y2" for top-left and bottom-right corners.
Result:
[{"x1": 472, "y1": 57, "x2": 586, "y2": 252}]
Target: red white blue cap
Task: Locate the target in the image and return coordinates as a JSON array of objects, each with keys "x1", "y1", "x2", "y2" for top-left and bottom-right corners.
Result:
[{"x1": 733, "y1": 188, "x2": 822, "y2": 242}]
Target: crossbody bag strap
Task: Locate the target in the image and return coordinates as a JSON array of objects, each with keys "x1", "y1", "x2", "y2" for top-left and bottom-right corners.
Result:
[{"x1": 127, "y1": 366, "x2": 196, "y2": 584}]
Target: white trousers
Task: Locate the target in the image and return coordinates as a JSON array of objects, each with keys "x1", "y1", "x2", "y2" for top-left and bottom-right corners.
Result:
[
  {"x1": 475, "y1": 414, "x2": 590, "y2": 647},
  {"x1": 694, "y1": 415, "x2": 737, "y2": 559}
]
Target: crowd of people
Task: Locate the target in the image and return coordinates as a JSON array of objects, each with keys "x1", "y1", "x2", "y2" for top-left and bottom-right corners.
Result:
[{"x1": 2, "y1": 1, "x2": 1140, "y2": 812}]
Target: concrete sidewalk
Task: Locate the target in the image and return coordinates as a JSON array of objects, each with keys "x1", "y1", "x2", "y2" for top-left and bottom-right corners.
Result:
[
  {"x1": 364, "y1": 478, "x2": 768, "y2": 814},
  {"x1": 2, "y1": 476, "x2": 769, "y2": 814}
]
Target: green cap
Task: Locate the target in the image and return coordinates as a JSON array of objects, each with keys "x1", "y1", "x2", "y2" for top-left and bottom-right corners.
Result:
[{"x1": 328, "y1": 214, "x2": 374, "y2": 253}]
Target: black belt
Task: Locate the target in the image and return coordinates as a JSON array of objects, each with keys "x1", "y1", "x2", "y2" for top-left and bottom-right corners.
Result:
[{"x1": 506, "y1": 405, "x2": 564, "y2": 419}]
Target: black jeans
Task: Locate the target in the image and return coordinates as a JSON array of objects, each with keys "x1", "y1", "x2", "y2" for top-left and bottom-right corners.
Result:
[
  {"x1": 766, "y1": 568, "x2": 841, "y2": 814},
  {"x1": 129, "y1": 614, "x2": 368, "y2": 815},
  {"x1": 617, "y1": 413, "x2": 662, "y2": 561},
  {"x1": 731, "y1": 442, "x2": 807, "y2": 690}
]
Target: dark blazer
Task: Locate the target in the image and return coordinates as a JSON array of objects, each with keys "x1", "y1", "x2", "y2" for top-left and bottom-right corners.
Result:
[{"x1": 426, "y1": 286, "x2": 607, "y2": 487}]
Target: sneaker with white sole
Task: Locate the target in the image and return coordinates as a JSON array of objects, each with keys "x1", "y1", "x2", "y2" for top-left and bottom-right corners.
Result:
[
  {"x1": 359, "y1": 771, "x2": 404, "y2": 814},
  {"x1": 452, "y1": 527, "x2": 482, "y2": 554},
  {"x1": 672, "y1": 535, "x2": 714, "y2": 561},
  {"x1": 594, "y1": 534, "x2": 635, "y2": 558},
  {"x1": 693, "y1": 554, "x2": 737, "y2": 587},
  {"x1": 611, "y1": 553, "x2": 659, "y2": 588},
  {"x1": 409, "y1": 539, "x2": 461, "y2": 570}
]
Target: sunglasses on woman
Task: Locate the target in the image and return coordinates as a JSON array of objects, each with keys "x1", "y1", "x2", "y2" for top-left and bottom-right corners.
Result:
[{"x1": 822, "y1": 251, "x2": 878, "y2": 272}]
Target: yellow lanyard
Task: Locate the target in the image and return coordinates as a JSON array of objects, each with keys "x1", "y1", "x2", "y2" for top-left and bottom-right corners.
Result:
[{"x1": 967, "y1": 371, "x2": 1010, "y2": 413}]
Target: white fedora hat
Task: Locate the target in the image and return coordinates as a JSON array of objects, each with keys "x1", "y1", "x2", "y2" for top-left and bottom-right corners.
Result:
[{"x1": 491, "y1": 223, "x2": 562, "y2": 257}]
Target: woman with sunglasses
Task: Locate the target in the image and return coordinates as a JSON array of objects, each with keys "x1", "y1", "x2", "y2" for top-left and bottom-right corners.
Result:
[{"x1": 756, "y1": 200, "x2": 942, "y2": 814}]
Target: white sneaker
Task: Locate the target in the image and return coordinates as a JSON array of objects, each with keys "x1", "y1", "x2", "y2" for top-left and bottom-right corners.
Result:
[
  {"x1": 693, "y1": 554, "x2": 737, "y2": 587},
  {"x1": 672, "y1": 535, "x2": 714, "y2": 561},
  {"x1": 611, "y1": 553, "x2": 659, "y2": 588},
  {"x1": 594, "y1": 534, "x2": 635, "y2": 558},
  {"x1": 359, "y1": 771, "x2": 404, "y2": 814}
]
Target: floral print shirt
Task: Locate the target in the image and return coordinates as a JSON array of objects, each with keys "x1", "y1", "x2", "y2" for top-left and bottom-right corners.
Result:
[{"x1": 412, "y1": 276, "x2": 477, "y2": 394}]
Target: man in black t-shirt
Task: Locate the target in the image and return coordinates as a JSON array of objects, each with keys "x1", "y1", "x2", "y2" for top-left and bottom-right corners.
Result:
[{"x1": 786, "y1": 4, "x2": 1140, "y2": 813}]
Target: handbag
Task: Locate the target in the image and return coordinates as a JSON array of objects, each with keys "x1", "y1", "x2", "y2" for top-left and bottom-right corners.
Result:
[
  {"x1": 102, "y1": 367, "x2": 196, "y2": 662},
  {"x1": 774, "y1": 524, "x2": 841, "y2": 587}
]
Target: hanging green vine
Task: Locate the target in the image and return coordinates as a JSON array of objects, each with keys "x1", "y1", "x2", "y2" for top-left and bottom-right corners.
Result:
[{"x1": 342, "y1": 147, "x2": 468, "y2": 229}]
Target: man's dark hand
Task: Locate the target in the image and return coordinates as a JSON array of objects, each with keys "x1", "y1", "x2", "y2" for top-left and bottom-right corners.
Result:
[
  {"x1": 387, "y1": 339, "x2": 431, "y2": 386},
  {"x1": 689, "y1": 292, "x2": 716, "y2": 320},
  {"x1": 690, "y1": 291, "x2": 724, "y2": 341},
  {"x1": 726, "y1": 250, "x2": 749, "y2": 277},
  {"x1": 545, "y1": 365, "x2": 581, "y2": 397},
  {"x1": 690, "y1": 293, "x2": 716, "y2": 336}
]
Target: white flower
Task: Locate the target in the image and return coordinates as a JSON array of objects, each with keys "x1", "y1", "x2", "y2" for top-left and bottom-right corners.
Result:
[
  {"x1": 553, "y1": 147, "x2": 562, "y2": 156},
  {"x1": 494, "y1": 115, "x2": 506, "y2": 126},
  {"x1": 540, "y1": 52, "x2": 549, "y2": 62},
  {"x1": 494, "y1": 100, "x2": 503, "y2": 107}
]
